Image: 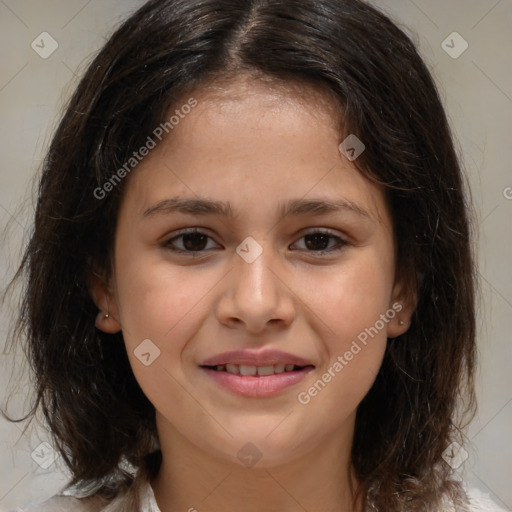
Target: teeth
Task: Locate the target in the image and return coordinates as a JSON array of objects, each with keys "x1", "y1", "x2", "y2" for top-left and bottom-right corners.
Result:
[
  {"x1": 274, "y1": 364, "x2": 286, "y2": 374},
  {"x1": 257, "y1": 365, "x2": 274, "y2": 376},
  {"x1": 226, "y1": 364, "x2": 239, "y2": 374},
  {"x1": 240, "y1": 365, "x2": 257, "y2": 376},
  {"x1": 212, "y1": 363, "x2": 300, "y2": 375}
]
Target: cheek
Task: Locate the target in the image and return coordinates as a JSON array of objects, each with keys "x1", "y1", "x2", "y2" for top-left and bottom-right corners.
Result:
[
  {"x1": 303, "y1": 253, "x2": 394, "y2": 343},
  {"x1": 292, "y1": 255, "x2": 392, "y2": 408},
  {"x1": 116, "y1": 260, "x2": 213, "y2": 344},
  {"x1": 114, "y1": 260, "x2": 214, "y2": 415},
  {"x1": 111, "y1": 243, "x2": 222, "y2": 407}
]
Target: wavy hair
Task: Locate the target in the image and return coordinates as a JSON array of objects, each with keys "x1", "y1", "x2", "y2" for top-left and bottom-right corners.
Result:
[{"x1": 4, "y1": 0, "x2": 476, "y2": 510}]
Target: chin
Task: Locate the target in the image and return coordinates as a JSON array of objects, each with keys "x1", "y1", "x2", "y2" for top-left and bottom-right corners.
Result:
[{"x1": 205, "y1": 430, "x2": 311, "y2": 470}]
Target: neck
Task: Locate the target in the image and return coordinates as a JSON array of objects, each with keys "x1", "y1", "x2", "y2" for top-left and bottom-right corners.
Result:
[{"x1": 151, "y1": 413, "x2": 364, "y2": 512}]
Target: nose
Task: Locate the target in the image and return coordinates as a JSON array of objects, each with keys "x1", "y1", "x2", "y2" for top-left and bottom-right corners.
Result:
[{"x1": 215, "y1": 246, "x2": 296, "y2": 333}]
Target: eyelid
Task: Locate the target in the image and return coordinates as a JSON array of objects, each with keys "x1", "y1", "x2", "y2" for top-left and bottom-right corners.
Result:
[{"x1": 295, "y1": 227, "x2": 348, "y2": 241}]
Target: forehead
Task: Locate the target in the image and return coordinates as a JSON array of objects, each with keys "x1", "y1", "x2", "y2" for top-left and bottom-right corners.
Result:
[{"x1": 119, "y1": 76, "x2": 390, "y2": 229}]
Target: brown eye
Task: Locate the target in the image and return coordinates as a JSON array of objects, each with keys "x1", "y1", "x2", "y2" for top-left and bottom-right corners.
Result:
[
  {"x1": 181, "y1": 233, "x2": 208, "y2": 251},
  {"x1": 163, "y1": 229, "x2": 220, "y2": 254},
  {"x1": 304, "y1": 233, "x2": 332, "y2": 251},
  {"x1": 291, "y1": 230, "x2": 348, "y2": 254}
]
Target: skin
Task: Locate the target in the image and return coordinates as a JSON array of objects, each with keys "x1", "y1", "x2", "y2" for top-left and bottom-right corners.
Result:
[{"x1": 92, "y1": 75, "x2": 414, "y2": 512}]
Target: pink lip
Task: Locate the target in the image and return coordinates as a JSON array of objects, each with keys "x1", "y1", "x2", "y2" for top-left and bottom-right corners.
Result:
[
  {"x1": 199, "y1": 349, "x2": 315, "y2": 398},
  {"x1": 199, "y1": 349, "x2": 313, "y2": 367},
  {"x1": 200, "y1": 366, "x2": 314, "y2": 398}
]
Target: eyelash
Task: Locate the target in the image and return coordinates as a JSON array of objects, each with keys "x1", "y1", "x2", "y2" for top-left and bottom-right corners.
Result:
[{"x1": 161, "y1": 228, "x2": 348, "y2": 257}]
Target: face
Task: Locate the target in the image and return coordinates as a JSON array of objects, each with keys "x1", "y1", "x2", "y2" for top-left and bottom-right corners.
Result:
[{"x1": 93, "y1": 77, "x2": 412, "y2": 469}]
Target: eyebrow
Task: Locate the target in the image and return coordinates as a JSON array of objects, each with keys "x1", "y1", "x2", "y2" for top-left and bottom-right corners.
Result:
[{"x1": 142, "y1": 196, "x2": 372, "y2": 220}]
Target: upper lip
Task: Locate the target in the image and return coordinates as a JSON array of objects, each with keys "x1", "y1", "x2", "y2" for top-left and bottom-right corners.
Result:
[{"x1": 200, "y1": 349, "x2": 314, "y2": 367}]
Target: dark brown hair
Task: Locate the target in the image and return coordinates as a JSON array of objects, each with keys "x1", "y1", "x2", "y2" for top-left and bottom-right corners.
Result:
[{"x1": 4, "y1": 0, "x2": 477, "y2": 510}]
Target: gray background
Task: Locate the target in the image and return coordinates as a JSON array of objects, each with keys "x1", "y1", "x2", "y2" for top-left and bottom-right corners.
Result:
[{"x1": 0, "y1": 0, "x2": 511, "y2": 510}]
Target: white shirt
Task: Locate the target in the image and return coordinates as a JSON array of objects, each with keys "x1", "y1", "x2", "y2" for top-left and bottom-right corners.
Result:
[{"x1": 12, "y1": 482, "x2": 509, "y2": 511}]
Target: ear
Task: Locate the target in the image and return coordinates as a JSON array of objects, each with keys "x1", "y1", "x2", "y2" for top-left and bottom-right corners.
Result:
[
  {"x1": 386, "y1": 275, "x2": 418, "y2": 339},
  {"x1": 89, "y1": 269, "x2": 122, "y2": 334}
]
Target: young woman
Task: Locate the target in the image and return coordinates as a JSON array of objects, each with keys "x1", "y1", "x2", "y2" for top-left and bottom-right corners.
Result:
[{"x1": 4, "y1": 0, "x2": 506, "y2": 510}]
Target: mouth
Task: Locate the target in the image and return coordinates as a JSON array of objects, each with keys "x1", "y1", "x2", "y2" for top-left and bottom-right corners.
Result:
[
  {"x1": 200, "y1": 363, "x2": 313, "y2": 376},
  {"x1": 198, "y1": 350, "x2": 315, "y2": 397}
]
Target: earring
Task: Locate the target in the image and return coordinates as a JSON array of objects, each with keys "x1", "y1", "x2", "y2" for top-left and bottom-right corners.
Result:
[
  {"x1": 105, "y1": 313, "x2": 109, "y2": 319},
  {"x1": 399, "y1": 320, "x2": 404, "y2": 325}
]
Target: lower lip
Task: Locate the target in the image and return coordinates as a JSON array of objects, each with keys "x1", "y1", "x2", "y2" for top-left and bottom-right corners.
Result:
[{"x1": 200, "y1": 366, "x2": 314, "y2": 398}]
